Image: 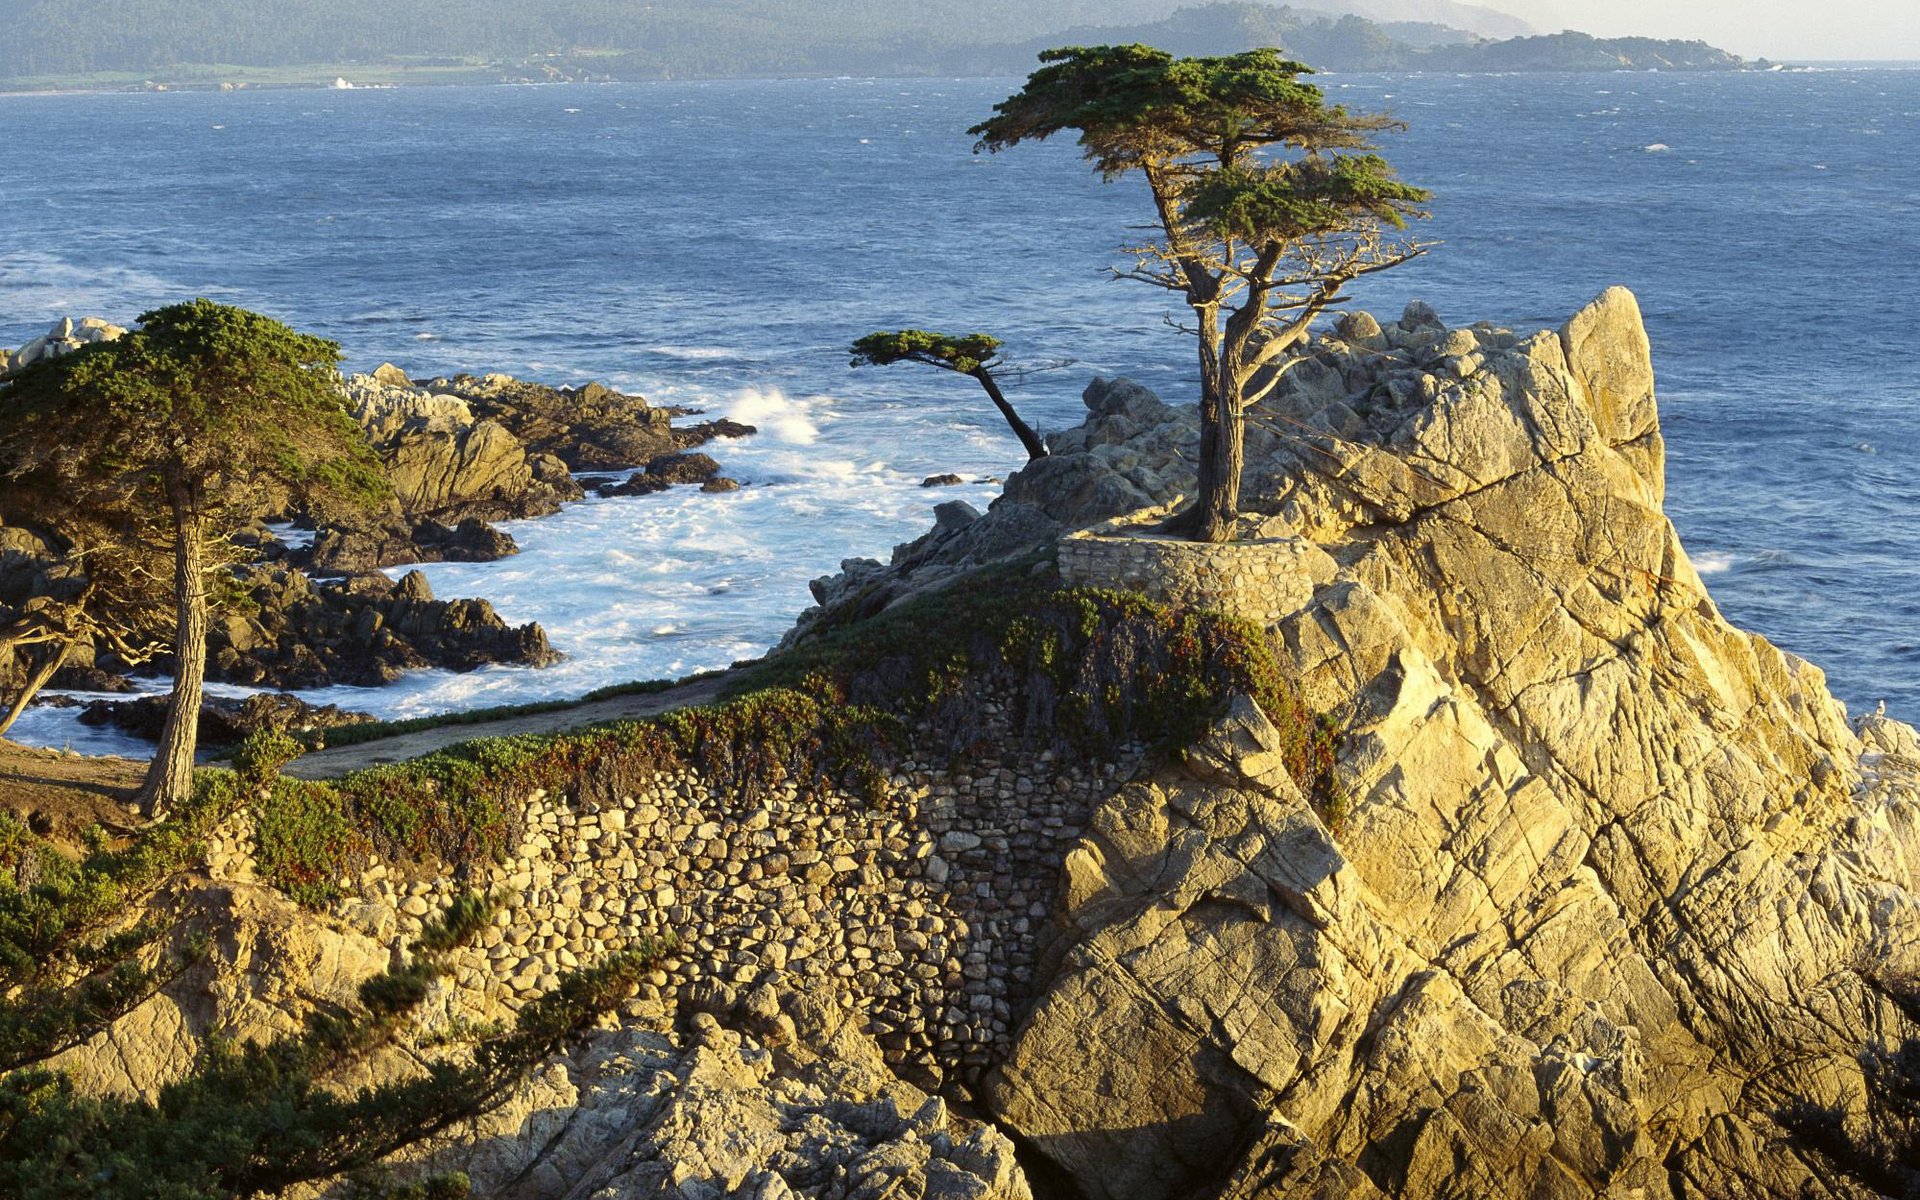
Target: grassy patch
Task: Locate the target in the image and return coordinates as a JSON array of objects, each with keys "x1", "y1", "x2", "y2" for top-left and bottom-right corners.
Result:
[
  {"x1": 251, "y1": 779, "x2": 370, "y2": 906},
  {"x1": 296, "y1": 671, "x2": 730, "y2": 751}
]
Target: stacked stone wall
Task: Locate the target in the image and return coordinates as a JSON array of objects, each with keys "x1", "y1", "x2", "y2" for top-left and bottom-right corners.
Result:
[
  {"x1": 209, "y1": 723, "x2": 1141, "y2": 1093},
  {"x1": 1057, "y1": 527, "x2": 1319, "y2": 626}
]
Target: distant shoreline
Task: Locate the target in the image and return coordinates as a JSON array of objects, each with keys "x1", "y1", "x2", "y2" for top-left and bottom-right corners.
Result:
[{"x1": 13, "y1": 59, "x2": 1915, "y2": 98}]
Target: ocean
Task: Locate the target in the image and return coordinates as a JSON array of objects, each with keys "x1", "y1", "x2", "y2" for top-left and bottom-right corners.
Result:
[{"x1": 2, "y1": 68, "x2": 1915, "y2": 753}]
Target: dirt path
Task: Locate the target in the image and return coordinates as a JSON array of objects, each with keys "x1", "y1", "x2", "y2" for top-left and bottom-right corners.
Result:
[
  {"x1": 282, "y1": 673, "x2": 735, "y2": 780},
  {"x1": 0, "y1": 742, "x2": 147, "y2": 852}
]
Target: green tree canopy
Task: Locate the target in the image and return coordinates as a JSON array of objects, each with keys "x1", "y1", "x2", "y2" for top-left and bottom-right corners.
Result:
[
  {"x1": 972, "y1": 45, "x2": 1430, "y2": 541},
  {"x1": 0, "y1": 301, "x2": 389, "y2": 814}
]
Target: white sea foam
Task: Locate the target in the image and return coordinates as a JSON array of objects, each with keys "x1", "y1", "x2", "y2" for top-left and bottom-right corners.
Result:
[
  {"x1": 726, "y1": 387, "x2": 821, "y2": 446},
  {"x1": 1694, "y1": 550, "x2": 1736, "y2": 575},
  {"x1": 650, "y1": 345, "x2": 740, "y2": 361},
  {"x1": 1644, "y1": 143, "x2": 1672, "y2": 152}
]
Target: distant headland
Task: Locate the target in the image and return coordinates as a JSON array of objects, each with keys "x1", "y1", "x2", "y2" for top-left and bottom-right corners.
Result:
[{"x1": 0, "y1": 0, "x2": 1783, "y2": 93}]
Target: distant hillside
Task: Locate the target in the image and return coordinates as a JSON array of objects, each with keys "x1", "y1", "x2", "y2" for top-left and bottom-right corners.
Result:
[
  {"x1": 1302, "y1": 0, "x2": 1534, "y2": 40},
  {"x1": 0, "y1": 0, "x2": 1750, "y2": 86}
]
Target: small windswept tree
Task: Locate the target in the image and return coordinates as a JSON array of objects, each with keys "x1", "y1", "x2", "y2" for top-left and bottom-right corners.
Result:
[
  {"x1": 972, "y1": 45, "x2": 1431, "y2": 542},
  {"x1": 850, "y1": 330, "x2": 1050, "y2": 462},
  {"x1": 0, "y1": 301, "x2": 389, "y2": 816}
]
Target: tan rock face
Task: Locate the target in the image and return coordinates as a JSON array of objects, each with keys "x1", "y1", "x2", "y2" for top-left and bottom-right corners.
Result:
[
  {"x1": 409, "y1": 994, "x2": 1032, "y2": 1200},
  {"x1": 988, "y1": 290, "x2": 1920, "y2": 1199}
]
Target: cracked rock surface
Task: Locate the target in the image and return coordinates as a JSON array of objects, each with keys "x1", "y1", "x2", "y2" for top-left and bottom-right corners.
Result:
[{"x1": 980, "y1": 287, "x2": 1920, "y2": 1198}]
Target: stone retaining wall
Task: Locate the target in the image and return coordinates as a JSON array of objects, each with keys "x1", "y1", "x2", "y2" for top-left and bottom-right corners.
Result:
[
  {"x1": 1057, "y1": 526, "x2": 1320, "y2": 626},
  {"x1": 210, "y1": 724, "x2": 1140, "y2": 1093}
]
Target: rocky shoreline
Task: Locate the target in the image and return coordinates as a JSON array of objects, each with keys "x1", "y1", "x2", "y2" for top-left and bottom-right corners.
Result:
[{"x1": 0, "y1": 319, "x2": 758, "y2": 745}]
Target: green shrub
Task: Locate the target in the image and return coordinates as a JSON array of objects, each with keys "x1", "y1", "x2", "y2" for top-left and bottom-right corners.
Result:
[
  {"x1": 250, "y1": 779, "x2": 369, "y2": 906},
  {"x1": 234, "y1": 728, "x2": 304, "y2": 784}
]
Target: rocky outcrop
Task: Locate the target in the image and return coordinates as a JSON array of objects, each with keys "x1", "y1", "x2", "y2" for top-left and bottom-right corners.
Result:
[
  {"x1": 343, "y1": 372, "x2": 584, "y2": 528},
  {"x1": 76, "y1": 690, "x2": 373, "y2": 746},
  {"x1": 420, "y1": 998, "x2": 1030, "y2": 1200},
  {"x1": 326, "y1": 369, "x2": 755, "y2": 571},
  {"x1": 207, "y1": 566, "x2": 557, "y2": 688},
  {"x1": 0, "y1": 316, "x2": 126, "y2": 376},
  {"x1": 422, "y1": 373, "x2": 682, "y2": 471},
  {"x1": 31, "y1": 289, "x2": 1918, "y2": 1199},
  {"x1": 596, "y1": 451, "x2": 742, "y2": 497},
  {"x1": 972, "y1": 288, "x2": 1920, "y2": 1198},
  {"x1": 308, "y1": 516, "x2": 520, "y2": 575}
]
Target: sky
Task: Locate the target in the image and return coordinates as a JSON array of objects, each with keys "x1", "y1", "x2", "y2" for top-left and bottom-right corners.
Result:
[{"x1": 1489, "y1": 0, "x2": 1920, "y2": 61}]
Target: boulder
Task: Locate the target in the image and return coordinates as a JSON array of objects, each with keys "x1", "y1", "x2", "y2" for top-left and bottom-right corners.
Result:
[{"x1": 202, "y1": 565, "x2": 558, "y2": 689}]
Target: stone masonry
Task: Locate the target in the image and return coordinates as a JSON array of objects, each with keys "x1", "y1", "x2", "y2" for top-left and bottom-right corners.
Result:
[{"x1": 204, "y1": 717, "x2": 1144, "y2": 1095}]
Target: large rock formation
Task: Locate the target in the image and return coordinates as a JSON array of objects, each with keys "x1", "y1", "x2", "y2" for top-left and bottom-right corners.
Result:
[
  {"x1": 332, "y1": 372, "x2": 585, "y2": 564},
  {"x1": 206, "y1": 566, "x2": 558, "y2": 688},
  {"x1": 422, "y1": 373, "x2": 682, "y2": 471},
  {"x1": 971, "y1": 288, "x2": 1920, "y2": 1197},
  {"x1": 319, "y1": 368, "x2": 755, "y2": 572},
  {"x1": 422, "y1": 998, "x2": 1031, "y2": 1200}
]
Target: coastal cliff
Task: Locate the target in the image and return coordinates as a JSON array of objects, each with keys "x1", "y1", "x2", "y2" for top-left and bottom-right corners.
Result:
[
  {"x1": 981, "y1": 287, "x2": 1920, "y2": 1196},
  {"x1": 17, "y1": 289, "x2": 1918, "y2": 1198}
]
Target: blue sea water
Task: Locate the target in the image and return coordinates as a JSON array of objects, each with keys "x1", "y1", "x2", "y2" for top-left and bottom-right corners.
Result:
[{"x1": 1, "y1": 69, "x2": 1916, "y2": 752}]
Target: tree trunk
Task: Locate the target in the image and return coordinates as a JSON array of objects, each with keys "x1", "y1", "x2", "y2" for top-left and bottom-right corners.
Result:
[
  {"x1": 136, "y1": 502, "x2": 207, "y2": 819},
  {"x1": 970, "y1": 369, "x2": 1049, "y2": 462},
  {"x1": 0, "y1": 639, "x2": 72, "y2": 740},
  {"x1": 1162, "y1": 301, "x2": 1241, "y2": 542},
  {"x1": 1190, "y1": 385, "x2": 1243, "y2": 544}
]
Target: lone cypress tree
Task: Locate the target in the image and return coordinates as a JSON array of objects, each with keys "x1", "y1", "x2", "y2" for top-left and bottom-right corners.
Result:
[
  {"x1": 972, "y1": 45, "x2": 1430, "y2": 542},
  {"x1": 0, "y1": 301, "x2": 388, "y2": 816},
  {"x1": 850, "y1": 330, "x2": 1049, "y2": 462}
]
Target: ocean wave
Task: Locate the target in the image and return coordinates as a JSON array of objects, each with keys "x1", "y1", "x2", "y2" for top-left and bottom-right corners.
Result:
[{"x1": 726, "y1": 387, "x2": 821, "y2": 445}]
